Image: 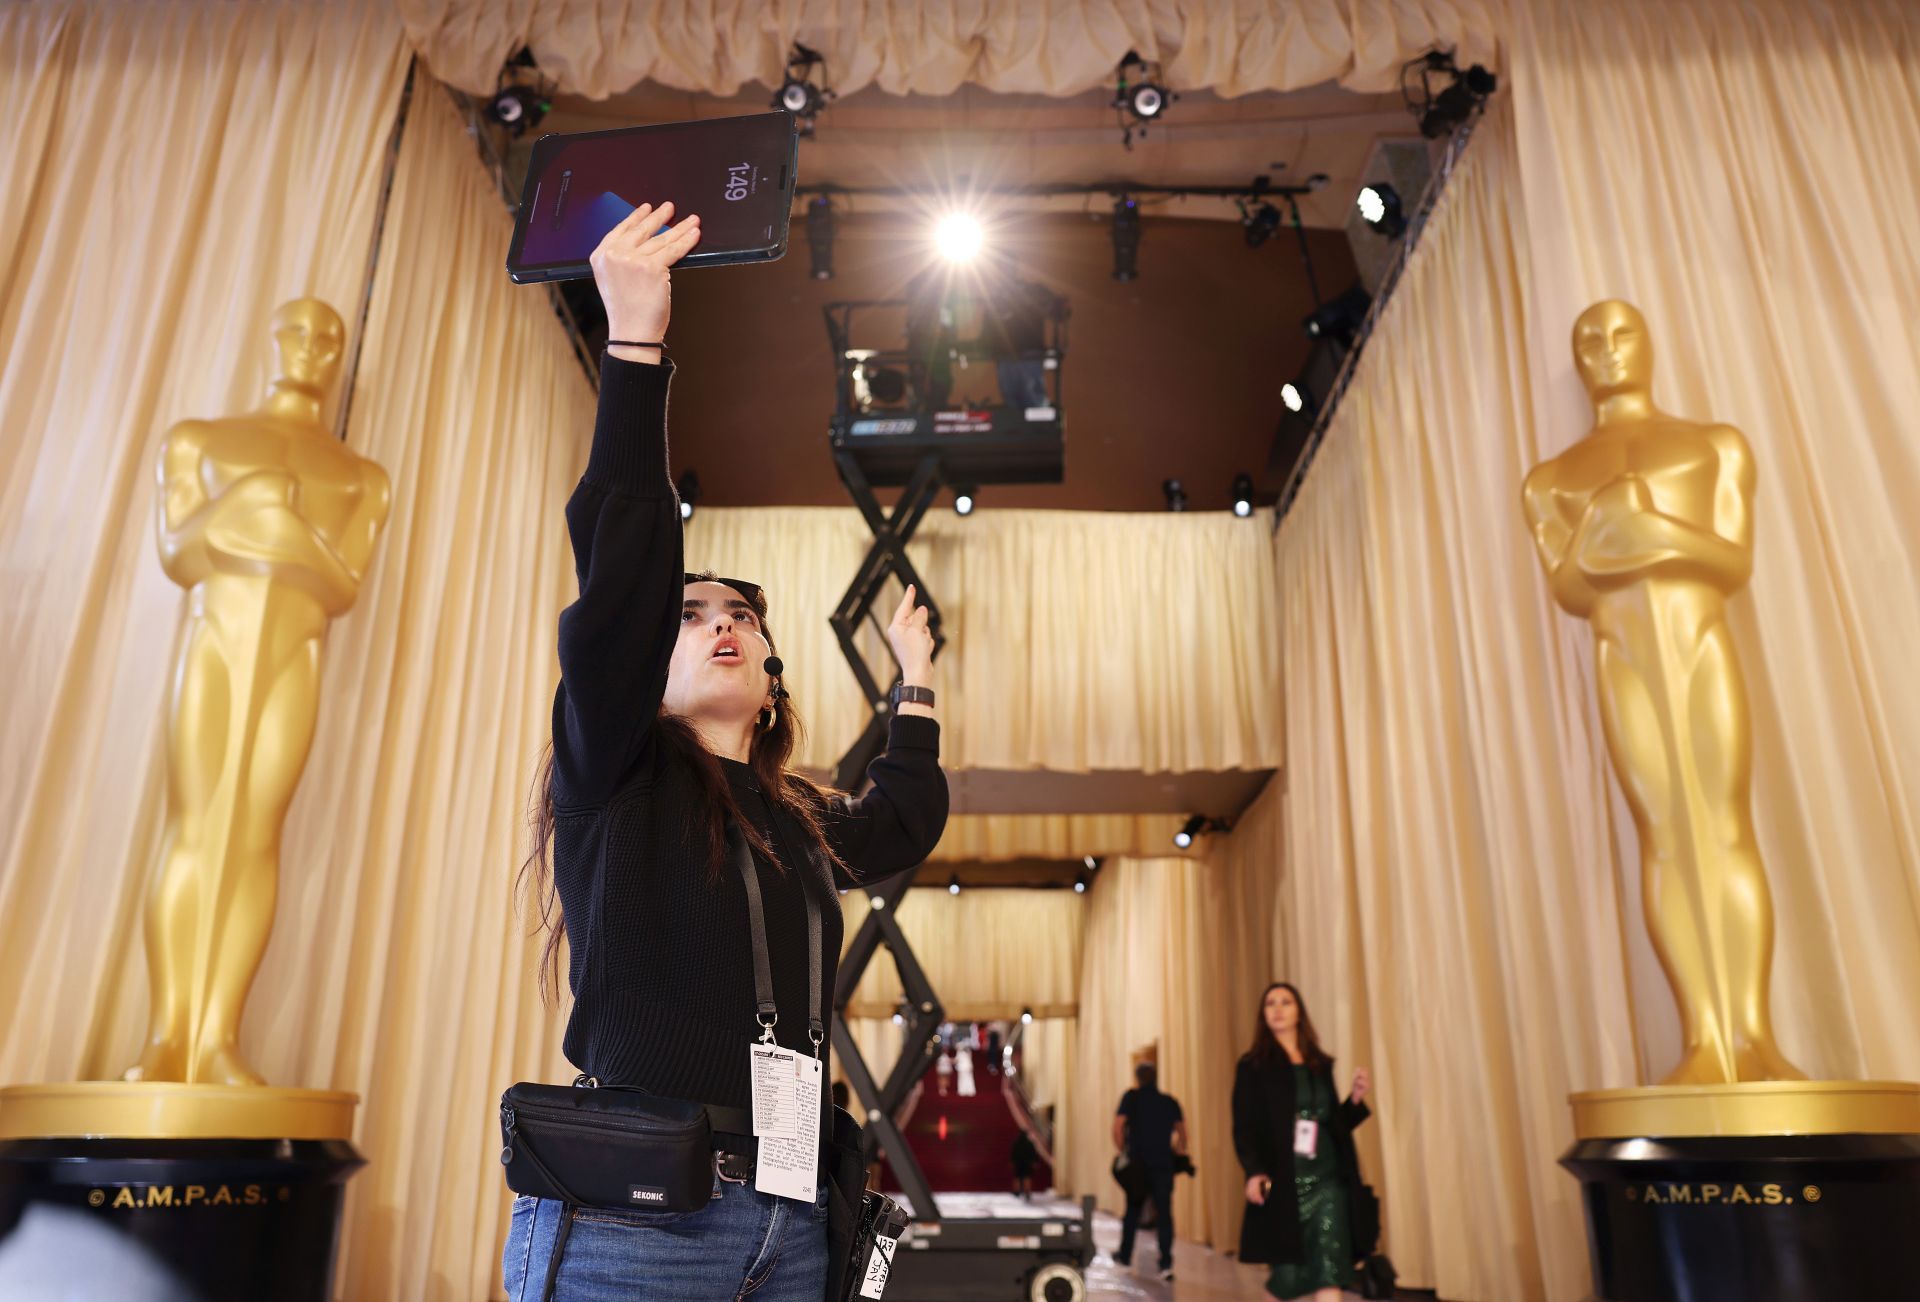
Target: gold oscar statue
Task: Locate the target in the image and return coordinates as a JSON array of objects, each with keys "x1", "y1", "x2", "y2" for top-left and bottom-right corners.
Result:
[
  {"x1": 1540, "y1": 307, "x2": 1920, "y2": 1302},
  {"x1": 0, "y1": 305, "x2": 377, "y2": 1287},
  {"x1": 1523, "y1": 299, "x2": 1801, "y2": 1087},
  {"x1": 122, "y1": 297, "x2": 391, "y2": 1087}
]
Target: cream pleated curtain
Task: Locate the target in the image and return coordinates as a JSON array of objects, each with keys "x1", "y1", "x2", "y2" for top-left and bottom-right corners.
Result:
[
  {"x1": 396, "y1": 0, "x2": 1497, "y2": 101},
  {"x1": 1206, "y1": 2, "x2": 1920, "y2": 1299},
  {"x1": 686, "y1": 506, "x2": 1281, "y2": 777},
  {"x1": 841, "y1": 888, "x2": 1083, "y2": 1015},
  {"x1": 1064, "y1": 859, "x2": 1189, "y2": 1221},
  {"x1": 1064, "y1": 855, "x2": 1285, "y2": 1246},
  {"x1": 931, "y1": 812, "x2": 1189, "y2": 863},
  {"x1": 838, "y1": 888, "x2": 1084, "y2": 1181}
]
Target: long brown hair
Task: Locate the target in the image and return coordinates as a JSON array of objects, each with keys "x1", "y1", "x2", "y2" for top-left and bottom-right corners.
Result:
[
  {"x1": 518, "y1": 575, "x2": 845, "y2": 1001},
  {"x1": 1245, "y1": 981, "x2": 1331, "y2": 1071}
]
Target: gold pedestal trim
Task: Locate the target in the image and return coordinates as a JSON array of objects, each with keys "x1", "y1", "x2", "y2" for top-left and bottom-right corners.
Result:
[
  {"x1": 0, "y1": 1083, "x2": 358, "y2": 1141},
  {"x1": 1570, "y1": 1080, "x2": 1920, "y2": 1140}
]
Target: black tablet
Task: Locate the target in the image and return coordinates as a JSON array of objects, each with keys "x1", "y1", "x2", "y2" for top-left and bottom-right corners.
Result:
[{"x1": 507, "y1": 111, "x2": 799, "y2": 283}]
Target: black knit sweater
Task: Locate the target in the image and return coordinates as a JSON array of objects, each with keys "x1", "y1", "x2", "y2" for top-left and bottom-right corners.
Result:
[{"x1": 549, "y1": 356, "x2": 948, "y2": 1110}]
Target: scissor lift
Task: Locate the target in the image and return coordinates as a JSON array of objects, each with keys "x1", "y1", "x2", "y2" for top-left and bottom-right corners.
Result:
[{"x1": 825, "y1": 300, "x2": 1089, "y2": 1301}]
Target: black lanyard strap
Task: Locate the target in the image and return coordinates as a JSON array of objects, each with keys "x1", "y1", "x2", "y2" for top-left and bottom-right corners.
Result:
[{"x1": 731, "y1": 822, "x2": 824, "y2": 1053}]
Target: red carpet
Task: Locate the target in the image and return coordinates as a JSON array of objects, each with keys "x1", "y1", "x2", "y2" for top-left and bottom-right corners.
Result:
[{"x1": 878, "y1": 1061, "x2": 1054, "y2": 1194}]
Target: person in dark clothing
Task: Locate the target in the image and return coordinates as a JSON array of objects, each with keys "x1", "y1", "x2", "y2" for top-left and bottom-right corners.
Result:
[
  {"x1": 902, "y1": 266, "x2": 959, "y2": 411},
  {"x1": 1233, "y1": 982, "x2": 1373, "y2": 1302},
  {"x1": 501, "y1": 200, "x2": 949, "y2": 1302},
  {"x1": 1113, "y1": 1062, "x2": 1187, "y2": 1280},
  {"x1": 1010, "y1": 1130, "x2": 1040, "y2": 1200},
  {"x1": 975, "y1": 272, "x2": 1063, "y2": 410}
]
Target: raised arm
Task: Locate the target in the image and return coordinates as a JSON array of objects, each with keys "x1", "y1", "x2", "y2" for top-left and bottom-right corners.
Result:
[
  {"x1": 826, "y1": 585, "x2": 948, "y2": 883},
  {"x1": 824, "y1": 715, "x2": 949, "y2": 886},
  {"x1": 550, "y1": 202, "x2": 703, "y2": 803},
  {"x1": 551, "y1": 360, "x2": 684, "y2": 801}
]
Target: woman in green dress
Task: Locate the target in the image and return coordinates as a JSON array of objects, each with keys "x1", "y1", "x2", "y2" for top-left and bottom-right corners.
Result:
[{"x1": 1233, "y1": 982, "x2": 1374, "y2": 1301}]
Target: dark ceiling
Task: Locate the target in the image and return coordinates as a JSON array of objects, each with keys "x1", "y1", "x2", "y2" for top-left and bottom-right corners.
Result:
[{"x1": 652, "y1": 209, "x2": 1356, "y2": 513}]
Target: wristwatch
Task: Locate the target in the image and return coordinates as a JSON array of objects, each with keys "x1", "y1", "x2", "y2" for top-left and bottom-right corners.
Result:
[{"x1": 888, "y1": 682, "x2": 936, "y2": 710}]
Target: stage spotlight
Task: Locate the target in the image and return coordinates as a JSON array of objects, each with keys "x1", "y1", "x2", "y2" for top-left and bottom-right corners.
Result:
[
  {"x1": 1242, "y1": 201, "x2": 1282, "y2": 249},
  {"x1": 1358, "y1": 184, "x2": 1408, "y2": 238},
  {"x1": 1173, "y1": 814, "x2": 1206, "y2": 850},
  {"x1": 1304, "y1": 285, "x2": 1373, "y2": 347},
  {"x1": 953, "y1": 487, "x2": 976, "y2": 516},
  {"x1": 1021, "y1": 1008, "x2": 1034, "y2": 1025},
  {"x1": 1113, "y1": 51, "x2": 1176, "y2": 147},
  {"x1": 773, "y1": 43, "x2": 834, "y2": 136},
  {"x1": 1111, "y1": 195, "x2": 1141, "y2": 282},
  {"x1": 676, "y1": 469, "x2": 700, "y2": 522},
  {"x1": 1410, "y1": 50, "x2": 1497, "y2": 138},
  {"x1": 486, "y1": 85, "x2": 551, "y2": 135},
  {"x1": 1131, "y1": 84, "x2": 1167, "y2": 117},
  {"x1": 1074, "y1": 879, "x2": 1087, "y2": 894},
  {"x1": 1162, "y1": 478, "x2": 1188, "y2": 513},
  {"x1": 777, "y1": 78, "x2": 820, "y2": 116},
  {"x1": 1281, "y1": 382, "x2": 1308, "y2": 414},
  {"x1": 1083, "y1": 855, "x2": 1099, "y2": 871},
  {"x1": 485, "y1": 48, "x2": 551, "y2": 136},
  {"x1": 934, "y1": 213, "x2": 984, "y2": 263},
  {"x1": 806, "y1": 195, "x2": 835, "y2": 280},
  {"x1": 1232, "y1": 473, "x2": 1255, "y2": 518},
  {"x1": 948, "y1": 875, "x2": 961, "y2": 896}
]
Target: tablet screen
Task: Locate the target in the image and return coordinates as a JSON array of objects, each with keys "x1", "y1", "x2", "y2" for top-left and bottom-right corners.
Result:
[{"x1": 512, "y1": 112, "x2": 795, "y2": 272}]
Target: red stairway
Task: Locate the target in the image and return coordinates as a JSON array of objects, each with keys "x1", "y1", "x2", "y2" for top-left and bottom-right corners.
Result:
[{"x1": 878, "y1": 1058, "x2": 1054, "y2": 1195}]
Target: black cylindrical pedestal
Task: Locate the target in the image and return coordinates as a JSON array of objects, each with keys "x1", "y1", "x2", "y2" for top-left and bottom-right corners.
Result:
[
  {"x1": 1561, "y1": 1133, "x2": 1920, "y2": 1301},
  {"x1": 0, "y1": 1137, "x2": 363, "y2": 1302}
]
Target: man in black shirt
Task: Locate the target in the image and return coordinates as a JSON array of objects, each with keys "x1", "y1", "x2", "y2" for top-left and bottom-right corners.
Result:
[{"x1": 1113, "y1": 1062, "x2": 1187, "y2": 1279}]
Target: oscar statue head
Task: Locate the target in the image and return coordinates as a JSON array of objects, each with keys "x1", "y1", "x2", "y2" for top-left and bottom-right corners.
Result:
[
  {"x1": 269, "y1": 298, "x2": 347, "y2": 400},
  {"x1": 1572, "y1": 299, "x2": 1655, "y2": 407}
]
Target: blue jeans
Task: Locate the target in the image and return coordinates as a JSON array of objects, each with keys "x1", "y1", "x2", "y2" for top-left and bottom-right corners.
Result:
[{"x1": 502, "y1": 1170, "x2": 829, "y2": 1301}]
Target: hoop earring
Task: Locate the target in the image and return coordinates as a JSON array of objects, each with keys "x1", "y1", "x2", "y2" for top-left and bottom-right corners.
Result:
[{"x1": 760, "y1": 704, "x2": 779, "y2": 732}]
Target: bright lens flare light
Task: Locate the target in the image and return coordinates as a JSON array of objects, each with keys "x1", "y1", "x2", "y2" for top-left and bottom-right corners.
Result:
[
  {"x1": 933, "y1": 213, "x2": 985, "y2": 263},
  {"x1": 1357, "y1": 186, "x2": 1387, "y2": 226},
  {"x1": 1281, "y1": 383, "x2": 1305, "y2": 413}
]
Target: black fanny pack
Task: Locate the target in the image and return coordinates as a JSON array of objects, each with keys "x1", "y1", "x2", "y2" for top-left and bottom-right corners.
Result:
[{"x1": 499, "y1": 1081, "x2": 726, "y2": 1213}]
